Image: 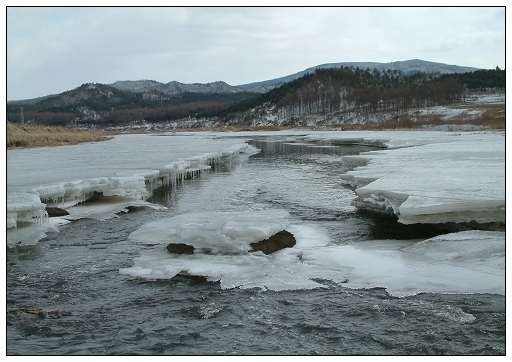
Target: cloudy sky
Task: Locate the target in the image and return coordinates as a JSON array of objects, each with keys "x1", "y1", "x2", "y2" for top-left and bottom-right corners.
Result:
[{"x1": 6, "y1": 6, "x2": 505, "y2": 101}]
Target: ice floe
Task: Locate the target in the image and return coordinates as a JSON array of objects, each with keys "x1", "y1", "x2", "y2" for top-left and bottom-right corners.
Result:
[{"x1": 120, "y1": 210, "x2": 504, "y2": 296}]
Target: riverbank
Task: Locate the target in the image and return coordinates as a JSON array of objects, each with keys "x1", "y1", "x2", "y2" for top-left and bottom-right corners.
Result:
[
  {"x1": 6, "y1": 96, "x2": 505, "y2": 149},
  {"x1": 6, "y1": 122, "x2": 296, "y2": 149},
  {"x1": 6, "y1": 122, "x2": 112, "y2": 149}
]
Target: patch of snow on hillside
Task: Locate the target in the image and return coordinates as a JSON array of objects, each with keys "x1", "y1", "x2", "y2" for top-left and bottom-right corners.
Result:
[{"x1": 466, "y1": 93, "x2": 505, "y2": 104}]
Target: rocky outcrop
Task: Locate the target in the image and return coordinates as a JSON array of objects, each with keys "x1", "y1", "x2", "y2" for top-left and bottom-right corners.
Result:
[
  {"x1": 250, "y1": 230, "x2": 296, "y2": 255},
  {"x1": 46, "y1": 207, "x2": 69, "y2": 217},
  {"x1": 166, "y1": 243, "x2": 195, "y2": 254},
  {"x1": 166, "y1": 230, "x2": 296, "y2": 256}
]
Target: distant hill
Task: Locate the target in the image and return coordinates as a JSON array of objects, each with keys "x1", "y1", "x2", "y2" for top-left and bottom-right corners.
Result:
[
  {"x1": 6, "y1": 82, "x2": 255, "y2": 126},
  {"x1": 110, "y1": 80, "x2": 244, "y2": 95},
  {"x1": 236, "y1": 59, "x2": 479, "y2": 92},
  {"x1": 8, "y1": 93, "x2": 60, "y2": 105},
  {"x1": 7, "y1": 59, "x2": 500, "y2": 130},
  {"x1": 9, "y1": 59, "x2": 481, "y2": 105},
  {"x1": 107, "y1": 59, "x2": 480, "y2": 95}
]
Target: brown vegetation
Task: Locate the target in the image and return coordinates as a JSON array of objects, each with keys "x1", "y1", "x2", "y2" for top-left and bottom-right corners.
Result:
[{"x1": 6, "y1": 122, "x2": 112, "y2": 149}]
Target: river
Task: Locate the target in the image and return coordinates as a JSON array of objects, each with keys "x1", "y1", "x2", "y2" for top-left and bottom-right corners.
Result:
[{"x1": 6, "y1": 135, "x2": 505, "y2": 355}]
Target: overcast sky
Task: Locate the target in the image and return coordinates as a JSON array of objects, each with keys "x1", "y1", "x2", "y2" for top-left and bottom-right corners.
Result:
[{"x1": 6, "y1": 6, "x2": 506, "y2": 101}]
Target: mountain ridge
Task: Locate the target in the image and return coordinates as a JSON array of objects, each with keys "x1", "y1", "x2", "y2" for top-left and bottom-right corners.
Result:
[
  {"x1": 109, "y1": 79, "x2": 244, "y2": 95},
  {"x1": 8, "y1": 59, "x2": 482, "y2": 105},
  {"x1": 6, "y1": 62, "x2": 504, "y2": 129},
  {"x1": 108, "y1": 59, "x2": 479, "y2": 96},
  {"x1": 236, "y1": 59, "x2": 479, "y2": 92}
]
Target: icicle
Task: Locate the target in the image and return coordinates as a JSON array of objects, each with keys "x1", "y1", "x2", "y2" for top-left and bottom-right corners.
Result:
[{"x1": 33, "y1": 209, "x2": 48, "y2": 226}]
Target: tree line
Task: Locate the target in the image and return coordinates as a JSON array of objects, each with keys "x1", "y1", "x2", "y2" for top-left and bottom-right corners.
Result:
[
  {"x1": 7, "y1": 67, "x2": 505, "y2": 127},
  {"x1": 206, "y1": 66, "x2": 504, "y2": 122},
  {"x1": 228, "y1": 66, "x2": 503, "y2": 120},
  {"x1": 7, "y1": 84, "x2": 255, "y2": 126}
]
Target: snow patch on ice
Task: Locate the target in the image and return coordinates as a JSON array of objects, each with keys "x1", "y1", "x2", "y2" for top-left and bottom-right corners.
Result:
[
  {"x1": 128, "y1": 210, "x2": 291, "y2": 254},
  {"x1": 416, "y1": 106, "x2": 485, "y2": 121},
  {"x1": 465, "y1": 93, "x2": 505, "y2": 104},
  {"x1": 121, "y1": 212, "x2": 350, "y2": 291},
  {"x1": 121, "y1": 210, "x2": 504, "y2": 295}
]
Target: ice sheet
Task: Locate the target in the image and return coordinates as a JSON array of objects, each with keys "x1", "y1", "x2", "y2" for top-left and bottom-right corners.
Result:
[
  {"x1": 329, "y1": 132, "x2": 505, "y2": 224},
  {"x1": 6, "y1": 129, "x2": 505, "y2": 246},
  {"x1": 120, "y1": 218, "x2": 348, "y2": 291},
  {"x1": 7, "y1": 133, "x2": 251, "y2": 188},
  {"x1": 128, "y1": 210, "x2": 292, "y2": 254},
  {"x1": 7, "y1": 214, "x2": 70, "y2": 246},
  {"x1": 121, "y1": 211, "x2": 504, "y2": 295},
  {"x1": 6, "y1": 133, "x2": 255, "y2": 243},
  {"x1": 312, "y1": 231, "x2": 504, "y2": 296},
  {"x1": 62, "y1": 196, "x2": 165, "y2": 221}
]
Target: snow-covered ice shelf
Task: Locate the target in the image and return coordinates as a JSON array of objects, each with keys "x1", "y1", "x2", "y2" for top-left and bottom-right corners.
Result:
[
  {"x1": 6, "y1": 129, "x2": 505, "y2": 246},
  {"x1": 326, "y1": 131, "x2": 505, "y2": 225},
  {"x1": 6, "y1": 133, "x2": 256, "y2": 245}
]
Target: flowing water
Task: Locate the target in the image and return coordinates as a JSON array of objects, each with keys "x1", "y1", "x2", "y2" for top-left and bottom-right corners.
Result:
[{"x1": 6, "y1": 138, "x2": 505, "y2": 355}]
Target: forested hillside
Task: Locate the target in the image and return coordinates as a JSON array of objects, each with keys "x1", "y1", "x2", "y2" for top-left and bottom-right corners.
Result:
[
  {"x1": 6, "y1": 83, "x2": 256, "y2": 126},
  {"x1": 439, "y1": 68, "x2": 505, "y2": 91},
  {"x1": 209, "y1": 66, "x2": 504, "y2": 125},
  {"x1": 7, "y1": 67, "x2": 504, "y2": 128}
]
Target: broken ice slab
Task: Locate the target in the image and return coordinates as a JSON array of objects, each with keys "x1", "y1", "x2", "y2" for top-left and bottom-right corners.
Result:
[{"x1": 332, "y1": 131, "x2": 505, "y2": 225}]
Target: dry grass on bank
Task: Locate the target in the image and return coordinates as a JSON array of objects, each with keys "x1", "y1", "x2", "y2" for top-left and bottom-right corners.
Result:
[{"x1": 6, "y1": 122, "x2": 112, "y2": 149}]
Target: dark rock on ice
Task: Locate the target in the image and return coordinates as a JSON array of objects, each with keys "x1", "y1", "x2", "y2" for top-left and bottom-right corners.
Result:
[
  {"x1": 165, "y1": 230, "x2": 296, "y2": 255},
  {"x1": 46, "y1": 207, "x2": 69, "y2": 217},
  {"x1": 250, "y1": 230, "x2": 296, "y2": 255},
  {"x1": 166, "y1": 243, "x2": 195, "y2": 254}
]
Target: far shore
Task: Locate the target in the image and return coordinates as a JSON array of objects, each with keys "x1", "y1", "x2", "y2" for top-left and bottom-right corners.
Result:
[
  {"x1": 6, "y1": 123, "x2": 300, "y2": 149},
  {"x1": 7, "y1": 106, "x2": 505, "y2": 150}
]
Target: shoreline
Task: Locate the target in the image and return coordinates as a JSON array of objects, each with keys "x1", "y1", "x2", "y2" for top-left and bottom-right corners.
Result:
[{"x1": 7, "y1": 101, "x2": 505, "y2": 149}]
